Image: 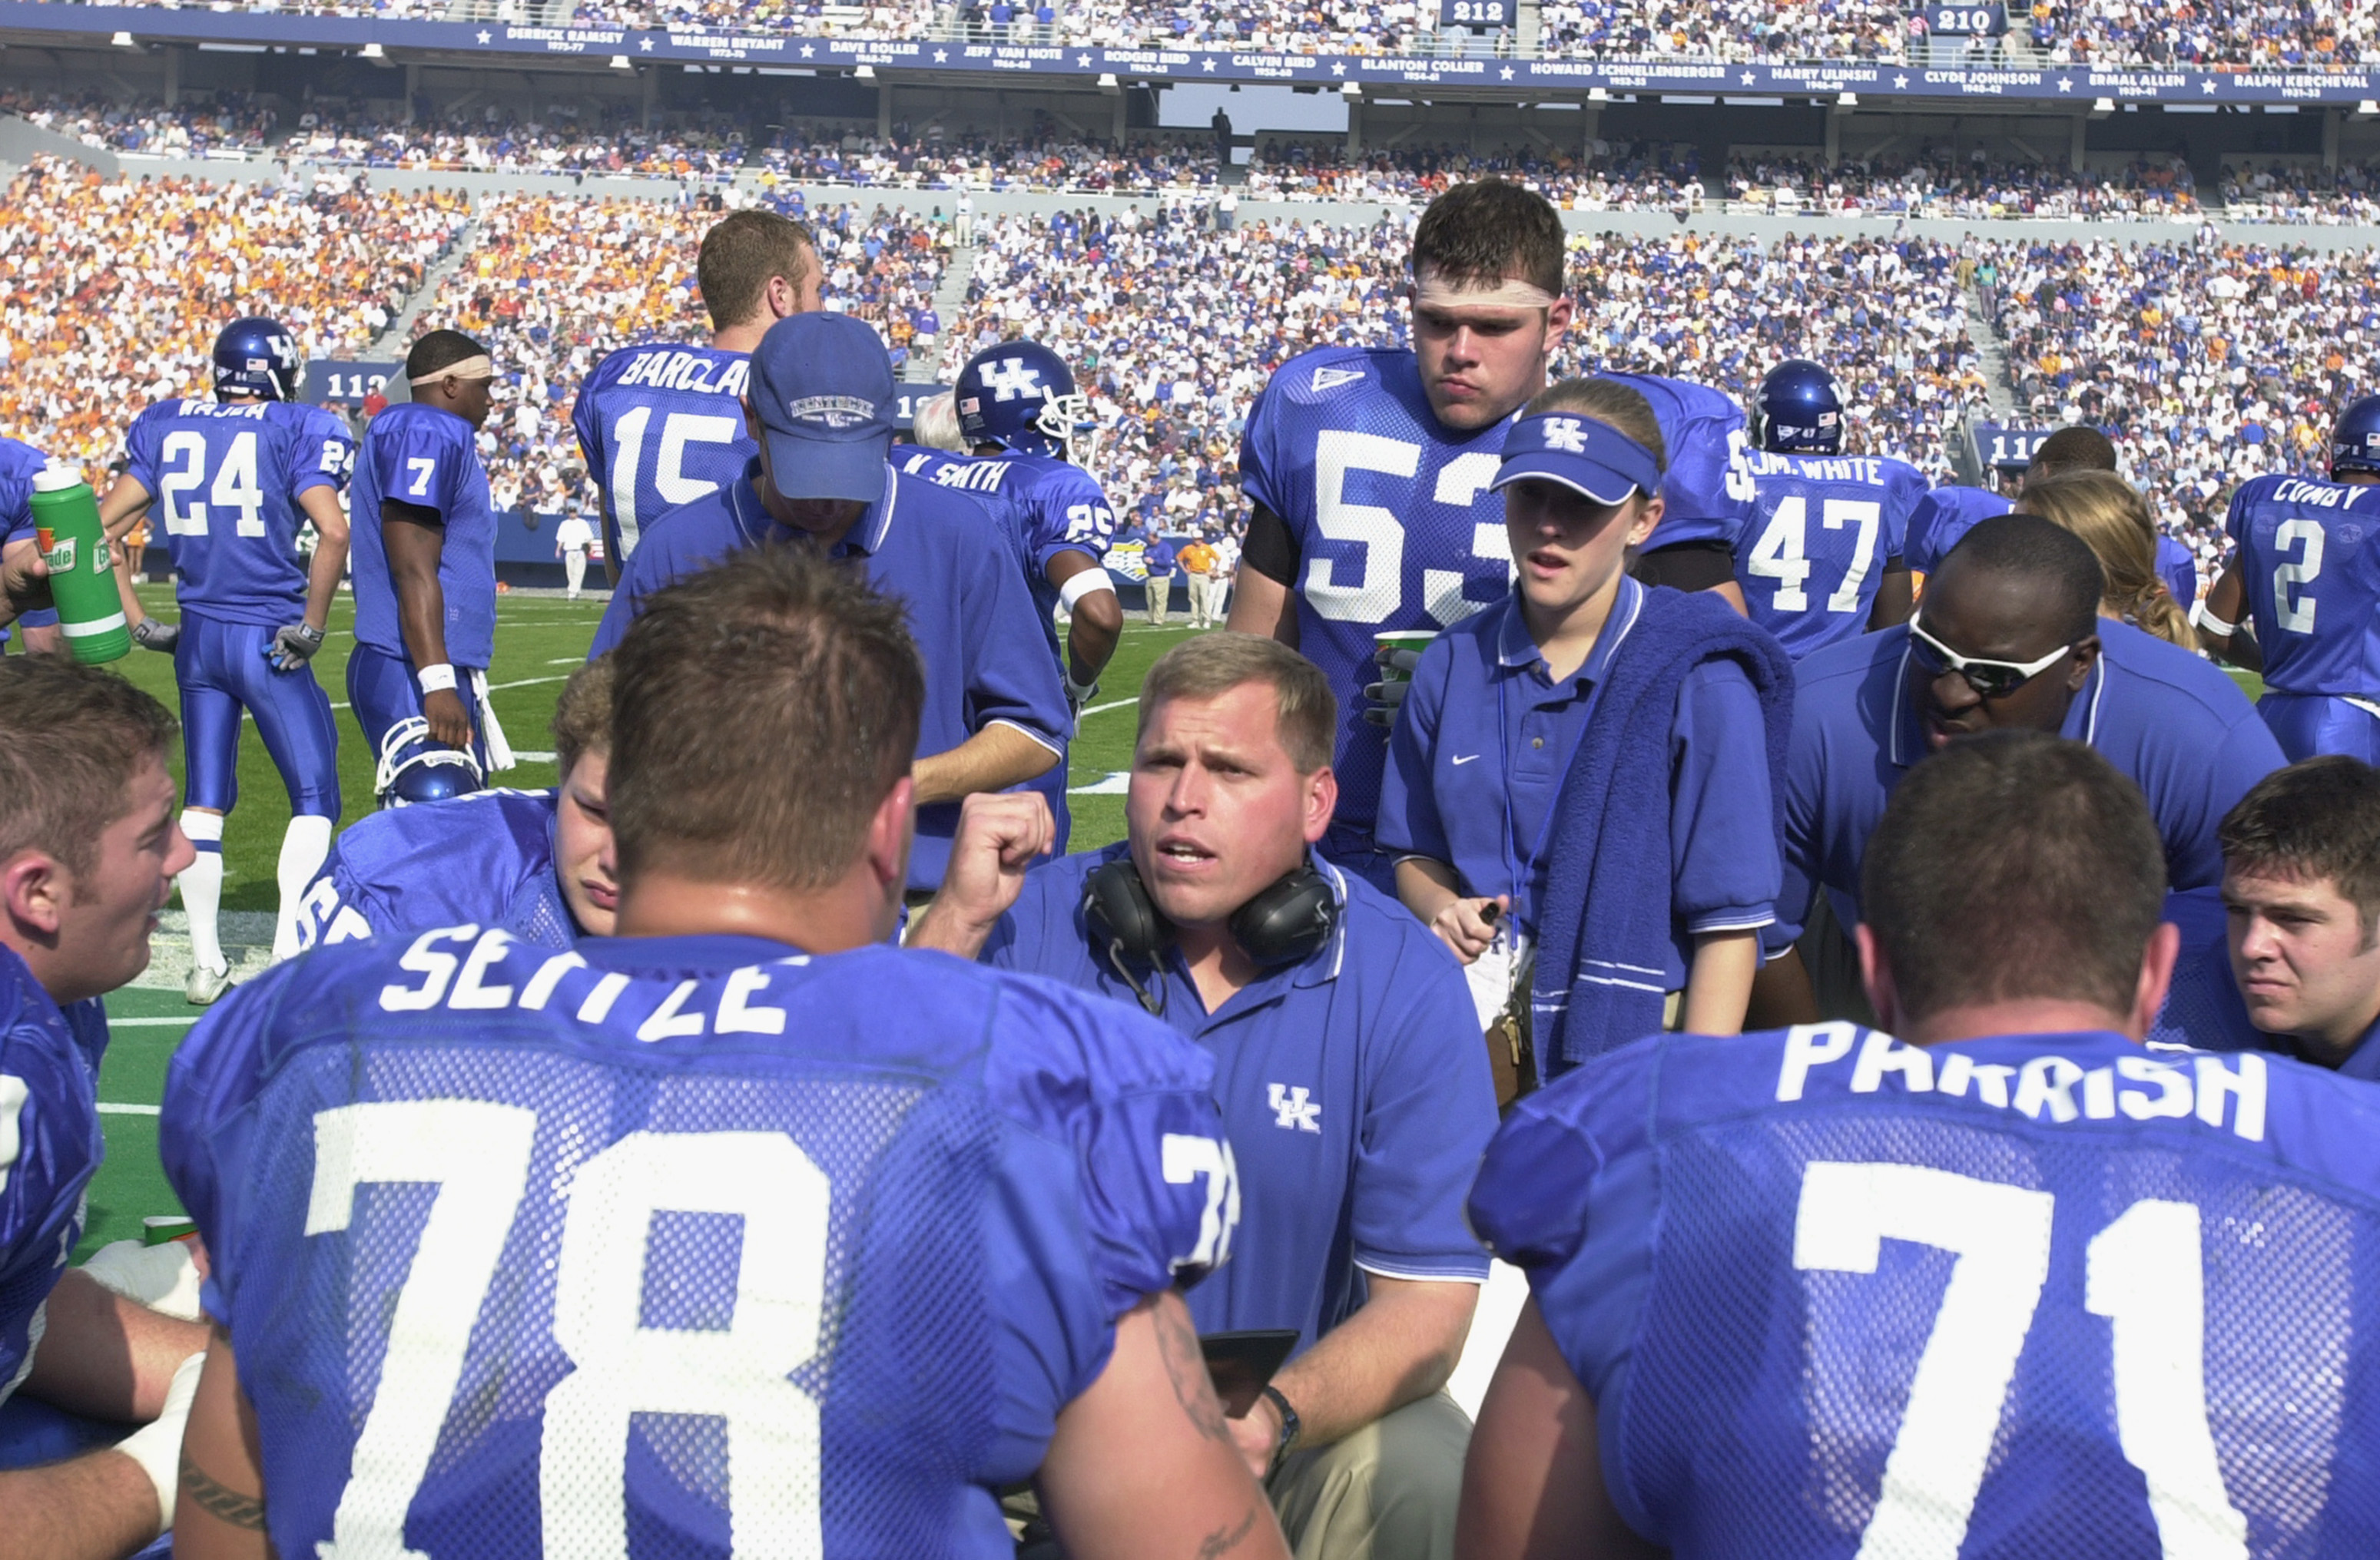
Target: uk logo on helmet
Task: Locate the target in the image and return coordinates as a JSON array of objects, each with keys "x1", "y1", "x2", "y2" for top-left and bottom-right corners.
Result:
[{"x1": 980, "y1": 359, "x2": 1046, "y2": 402}]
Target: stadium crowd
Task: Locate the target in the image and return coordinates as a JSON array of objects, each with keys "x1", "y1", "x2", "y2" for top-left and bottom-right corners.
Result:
[
  {"x1": 2025, "y1": 0, "x2": 2377, "y2": 68},
  {"x1": 0, "y1": 155, "x2": 467, "y2": 476},
  {"x1": 2223, "y1": 157, "x2": 2380, "y2": 224},
  {"x1": 280, "y1": 105, "x2": 748, "y2": 178},
  {"x1": 0, "y1": 89, "x2": 278, "y2": 157},
  {"x1": 1985, "y1": 233, "x2": 2377, "y2": 569},
  {"x1": 1726, "y1": 149, "x2": 2201, "y2": 220}
]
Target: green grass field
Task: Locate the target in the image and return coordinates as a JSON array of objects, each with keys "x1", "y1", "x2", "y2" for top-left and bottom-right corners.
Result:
[{"x1": 67, "y1": 587, "x2": 1202, "y2": 1256}]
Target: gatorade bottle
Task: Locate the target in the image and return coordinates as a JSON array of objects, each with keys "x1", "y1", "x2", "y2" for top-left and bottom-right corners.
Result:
[{"x1": 29, "y1": 464, "x2": 128, "y2": 664}]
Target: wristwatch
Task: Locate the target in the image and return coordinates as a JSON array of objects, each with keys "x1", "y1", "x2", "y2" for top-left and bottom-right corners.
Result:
[{"x1": 1258, "y1": 1383, "x2": 1301, "y2": 1476}]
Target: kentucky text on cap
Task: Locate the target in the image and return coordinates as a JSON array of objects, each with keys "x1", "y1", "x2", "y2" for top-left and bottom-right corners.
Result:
[
  {"x1": 1490, "y1": 412, "x2": 1664, "y2": 507},
  {"x1": 750, "y1": 313, "x2": 897, "y2": 505}
]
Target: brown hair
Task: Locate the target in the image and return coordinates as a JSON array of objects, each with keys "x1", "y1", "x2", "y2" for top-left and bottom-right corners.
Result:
[
  {"x1": 2025, "y1": 425, "x2": 2119, "y2": 482},
  {"x1": 2016, "y1": 469, "x2": 2195, "y2": 651},
  {"x1": 1410, "y1": 179, "x2": 1567, "y2": 300},
  {"x1": 2219, "y1": 756, "x2": 2380, "y2": 939},
  {"x1": 1525, "y1": 377, "x2": 1669, "y2": 470},
  {"x1": 1863, "y1": 730, "x2": 2166, "y2": 1017},
  {"x1": 1139, "y1": 634, "x2": 1337, "y2": 773},
  {"x1": 0, "y1": 657, "x2": 178, "y2": 888},
  {"x1": 606, "y1": 544, "x2": 923, "y2": 891},
  {"x1": 549, "y1": 654, "x2": 614, "y2": 778},
  {"x1": 697, "y1": 210, "x2": 817, "y2": 333}
]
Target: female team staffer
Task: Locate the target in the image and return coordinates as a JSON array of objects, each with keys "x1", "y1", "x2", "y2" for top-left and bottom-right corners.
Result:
[
  {"x1": 1377, "y1": 378, "x2": 1792, "y2": 1092},
  {"x1": 2015, "y1": 468, "x2": 2198, "y2": 651}
]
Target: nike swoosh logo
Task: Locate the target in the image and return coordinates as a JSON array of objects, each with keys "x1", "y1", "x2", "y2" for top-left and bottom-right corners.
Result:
[{"x1": 1450, "y1": 754, "x2": 1481, "y2": 765}]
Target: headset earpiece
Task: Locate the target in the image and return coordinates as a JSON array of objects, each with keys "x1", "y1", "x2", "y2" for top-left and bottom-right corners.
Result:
[
  {"x1": 1229, "y1": 867, "x2": 1338, "y2": 967},
  {"x1": 1082, "y1": 857, "x2": 1168, "y2": 966}
]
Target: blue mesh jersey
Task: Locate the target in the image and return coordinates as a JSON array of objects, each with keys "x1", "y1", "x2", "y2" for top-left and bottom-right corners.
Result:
[
  {"x1": 1472, "y1": 1022, "x2": 2380, "y2": 1558},
  {"x1": 572, "y1": 343, "x2": 753, "y2": 567},
  {"x1": 0, "y1": 947, "x2": 106, "y2": 1408},
  {"x1": 124, "y1": 398, "x2": 354, "y2": 626},
  {"x1": 1599, "y1": 373, "x2": 1758, "y2": 554},
  {"x1": 292, "y1": 790, "x2": 578, "y2": 953},
  {"x1": 161, "y1": 929, "x2": 1237, "y2": 1560},
  {"x1": 1239, "y1": 345, "x2": 1519, "y2": 830},
  {"x1": 1734, "y1": 451, "x2": 1928, "y2": 660},
  {"x1": 2226, "y1": 473, "x2": 2380, "y2": 699},
  {"x1": 1905, "y1": 483, "x2": 2014, "y2": 578},
  {"x1": 0, "y1": 434, "x2": 47, "y2": 548},
  {"x1": 2150, "y1": 887, "x2": 2260, "y2": 1055},
  {"x1": 891, "y1": 445, "x2": 1117, "y2": 644},
  {"x1": 350, "y1": 402, "x2": 498, "y2": 669}
]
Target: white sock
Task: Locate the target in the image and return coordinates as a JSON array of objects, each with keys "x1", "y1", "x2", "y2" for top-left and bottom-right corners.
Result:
[
  {"x1": 272, "y1": 814, "x2": 335, "y2": 962},
  {"x1": 178, "y1": 811, "x2": 225, "y2": 973}
]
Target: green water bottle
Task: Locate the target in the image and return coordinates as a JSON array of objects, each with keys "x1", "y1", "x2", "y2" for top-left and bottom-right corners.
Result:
[{"x1": 29, "y1": 464, "x2": 128, "y2": 664}]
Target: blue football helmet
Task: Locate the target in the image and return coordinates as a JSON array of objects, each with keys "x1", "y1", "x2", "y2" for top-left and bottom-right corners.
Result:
[
  {"x1": 373, "y1": 717, "x2": 482, "y2": 809},
  {"x1": 2332, "y1": 394, "x2": 2380, "y2": 480},
  {"x1": 1755, "y1": 359, "x2": 1845, "y2": 455},
  {"x1": 955, "y1": 341, "x2": 1098, "y2": 463},
  {"x1": 212, "y1": 316, "x2": 302, "y2": 402}
]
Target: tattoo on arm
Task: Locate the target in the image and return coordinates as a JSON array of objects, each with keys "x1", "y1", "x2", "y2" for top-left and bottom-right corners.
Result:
[
  {"x1": 180, "y1": 1452, "x2": 270, "y2": 1532},
  {"x1": 1153, "y1": 1297, "x2": 1233, "y2": 1446},
  {"x1": 1197, "y1": 1502, "x2": 1262, "y2": 1558}
]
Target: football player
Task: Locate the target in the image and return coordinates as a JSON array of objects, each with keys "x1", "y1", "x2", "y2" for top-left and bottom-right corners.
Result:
[
  {"x1": 572, "y1": 209, "x2": 820, "y2": 582},
  {"x1": 345, "y1": 331, "x2": 509, "y2": 776},
  {"x1": 2199, "y1": 395, "x2": 2380, "y2": 762},
  {"x1": 1229, "y1": 180, "x2": 1575, "y2": 889},
  {"x1": 1464, "y1": 730, "x2": 2380, "y2": 1557},
  {"x1": 162, "y1": 547, "x2": 1286, "y2": 1560},
  {"x1": 1596, "y1": 371, "x2": 1758, "y2": 612},
  {"x1": 894, "y1": 339, "x2": 1123, "y2": 853},
  {"x1": 1731, "y1": 359, "x2": 1927, "y2": 659},
  {"x1": 291, "y1": 657, "x2": 616, "y2": 953},
  {"x1": 0, "y1": 656, "x2": 210, "y2": 1560},
  {"x1": 87, "y1": 318, "x2": 353, "y2": 999}
]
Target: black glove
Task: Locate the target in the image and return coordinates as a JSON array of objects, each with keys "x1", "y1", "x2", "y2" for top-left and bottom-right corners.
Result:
[
  {"x1": 266, "y1": 621, "x2": 326, "y2": 671},
  {"x1": 1359, "y1": 645, "x2": 1422, "y2": 728},
  {"x1": 131, "y1": 618, "x2": 179, "y2": 653}
]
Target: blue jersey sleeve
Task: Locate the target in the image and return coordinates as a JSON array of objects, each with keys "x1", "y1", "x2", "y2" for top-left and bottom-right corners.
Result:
[
  {"x1": 1670, "y1": 661, "x2": 1781, "y2": 936},
  {"x1": 957, "y1": 519, "x2": 1070, "y2": 751},
  {"x1": 124, "y1": 404, "x2": 171, "y2": 497},
  {"x1": 157, "y1": 965, "x2": 299, "y2": 1325},
  {"x1": 1776, "y1": 676, "x2": 1830, "y2": 944},
  {"x1": 983, "y1": 974, "x2": 1235, "y2": 1322},
  {"x1": 290, "y1": 847, "x2": 389, "y2": 952},
  {"x1": 286, "y1": 406, "x2": 356, "y2": 499},
  {"x1": 372, "y1": 416, "x2": 466, "y2": 522},
  {"x1": 1375, "y1": 628, "x2": 1454, "y2": 866},
  {"x1": 0, "y1": 959, "x2": 103, "y2": 1395},
  {"x1": 1882, "y1": 461, "x2": 1928, "y2": 565},
  {"x1": 1238, "y1": 377, "x2": 1288, "y2": 522},
  {"x1": 1026, "y1": 461, "x2": 1116, "y2": 569}
]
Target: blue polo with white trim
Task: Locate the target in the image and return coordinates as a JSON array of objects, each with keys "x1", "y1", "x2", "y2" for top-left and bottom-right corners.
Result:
[{"x1": 980, "y1": 843, "x2": 1497, "y2": 1356}]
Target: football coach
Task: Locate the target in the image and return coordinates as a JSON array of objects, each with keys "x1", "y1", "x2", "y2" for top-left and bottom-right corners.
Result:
[{"x1": 913, "y1": 632, "x2": 1498, "y2": 1560}]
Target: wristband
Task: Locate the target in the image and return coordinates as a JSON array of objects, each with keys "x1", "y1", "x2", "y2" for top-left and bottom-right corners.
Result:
[
  {"x1": 1258, "y1": 1383, "x2": 1302, "y2": 1474},
  {"x1": 1059, "y1": 568, "x2": 1116, "y2": 611},
  {"x1": 416, "y1": 663, "x2": 458, "y2": 694},
  {"x1": 2191, "y1": 601, "x2": 2238, "y2": 638}
]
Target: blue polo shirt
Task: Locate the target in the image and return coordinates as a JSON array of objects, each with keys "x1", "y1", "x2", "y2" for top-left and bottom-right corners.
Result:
[
  {"x1": 590, "y1": 460, "x2": 1069, "y2": 893},
  {"x1": 980, "y1": 846, "x2": 1497, "y2": 1356},
  {"x1": 1782, "y1": 619, "x2": 2284, "y2": 940},
  {"x1": 1377, "y1": 578, "x2": 1780, "y2": 992}
]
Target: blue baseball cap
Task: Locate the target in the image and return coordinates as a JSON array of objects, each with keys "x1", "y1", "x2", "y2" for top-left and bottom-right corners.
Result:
[
  {"x1": 1491, "y1": 411, "x2": 1665, "y2": 506},
  {"x1": 749, "y1": 313, "x2": 897, "y2": 502}
]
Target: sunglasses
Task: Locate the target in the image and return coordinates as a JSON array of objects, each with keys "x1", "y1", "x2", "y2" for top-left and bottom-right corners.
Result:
[{"x1": 1908, "y1": 621, "x2": 2077, "y2": 701}]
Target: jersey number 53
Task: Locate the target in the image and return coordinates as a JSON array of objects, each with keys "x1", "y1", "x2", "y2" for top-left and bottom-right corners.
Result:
[{"x1": 1304, "y1": 432, "x2": 1508, "y2": 627}]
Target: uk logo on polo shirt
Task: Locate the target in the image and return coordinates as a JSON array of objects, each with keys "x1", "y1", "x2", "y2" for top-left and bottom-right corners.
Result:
[{"x1": 1268, "y1": 1084, "x2": 1321, "y2": 1133}]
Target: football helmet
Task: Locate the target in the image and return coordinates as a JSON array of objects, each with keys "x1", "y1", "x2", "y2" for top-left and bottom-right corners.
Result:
[
  {"x1": 2332, "y1": 394, "x2": 2380, "y2": 480},
  {"x1": 1755, "y1": 359, "x2": 1845, "y2": 455},
  {"x1": 955, "y1": 340, "x2": 1099, "y2": 464},
  {"x1": 373, "y1": 717, "x2": 482, "y2": 809},
  {"x1": 212, "y1": 316, "x2": 302, "y2": 402}
]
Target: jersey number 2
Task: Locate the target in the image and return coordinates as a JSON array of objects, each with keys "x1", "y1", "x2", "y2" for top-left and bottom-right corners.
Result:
[
  {"x1": 2272, "y1": 517, "x2": 2324, "y2": 635},
  {"x1": 1795, "y1": 1161, "x2": 2246, "y2": 1560},
  {"x1": 306, "y1": 1100, "x2": 828, "y2": 1558}
]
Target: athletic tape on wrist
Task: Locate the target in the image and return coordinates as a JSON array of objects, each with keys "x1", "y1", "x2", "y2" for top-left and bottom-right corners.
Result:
[
  {"x1": 416, "y1": 663, "x2": 458, "y2": 694},
  {"x1": 1059, "y1": 568, "x2": 1116, "y2": 611},
  {"x1": 2191, "y1": 601, "x2": 2239, "y2": 639}
]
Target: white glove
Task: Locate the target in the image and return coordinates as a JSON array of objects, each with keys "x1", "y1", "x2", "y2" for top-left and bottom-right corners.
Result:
[
  {"x1": 78, "y1": 1240, "x2": 206, "y2": 1323},
  {"x1": 114, "y1": 1350, "x2": 206, "y2": 1532}
]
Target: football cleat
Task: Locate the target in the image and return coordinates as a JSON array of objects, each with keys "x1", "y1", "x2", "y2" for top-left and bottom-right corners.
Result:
[
  {"x1": 185, "y1": 960, "x2": 231, "y2": 1006},
  {"x1": 373, "y1": 716, "x2": 484, "y2": 809}
]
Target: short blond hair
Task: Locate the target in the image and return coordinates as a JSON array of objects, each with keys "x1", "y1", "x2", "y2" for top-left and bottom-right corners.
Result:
[
  {"x1": 1139, "y1": 634, "x2": 1337, "y2": 773},
  {"x1": 549, "y1": 655, "x2": 615, "y2": 777}
]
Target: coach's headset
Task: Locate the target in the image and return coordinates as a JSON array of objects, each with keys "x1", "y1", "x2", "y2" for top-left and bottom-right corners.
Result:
[{"x1": 1080, "y1": 855, "x2": 1339, "y2": 1016}]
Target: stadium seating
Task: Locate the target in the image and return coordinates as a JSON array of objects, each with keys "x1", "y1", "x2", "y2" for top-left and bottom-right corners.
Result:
[
  {"x1": 1725, "y1": 151, "x2": 2199, "y2": 220},
  {"x1": 1983, "y1": 234, "x2": 2372, "y2": 571},
  {"x1": 0, "y1": 155, "x2": 468, "y2": 474},
  {"x1": 404, "y1": 192, "x2": 947, "y2": 513},
  {"x1": 0, "y1": 89, "x2": 279, "y2": 157},
  {"x1": 281, "y1": 108, "x2": 747, "y2": 177}
]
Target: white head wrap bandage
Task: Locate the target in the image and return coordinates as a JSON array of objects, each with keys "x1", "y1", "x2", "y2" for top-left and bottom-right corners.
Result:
[
  {"x1": 410, "y1": 354, "x2": 495, "y2": 387},
  {"x1": 1410, "y1": 267, "x2": 1564, "y2": 313}
]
